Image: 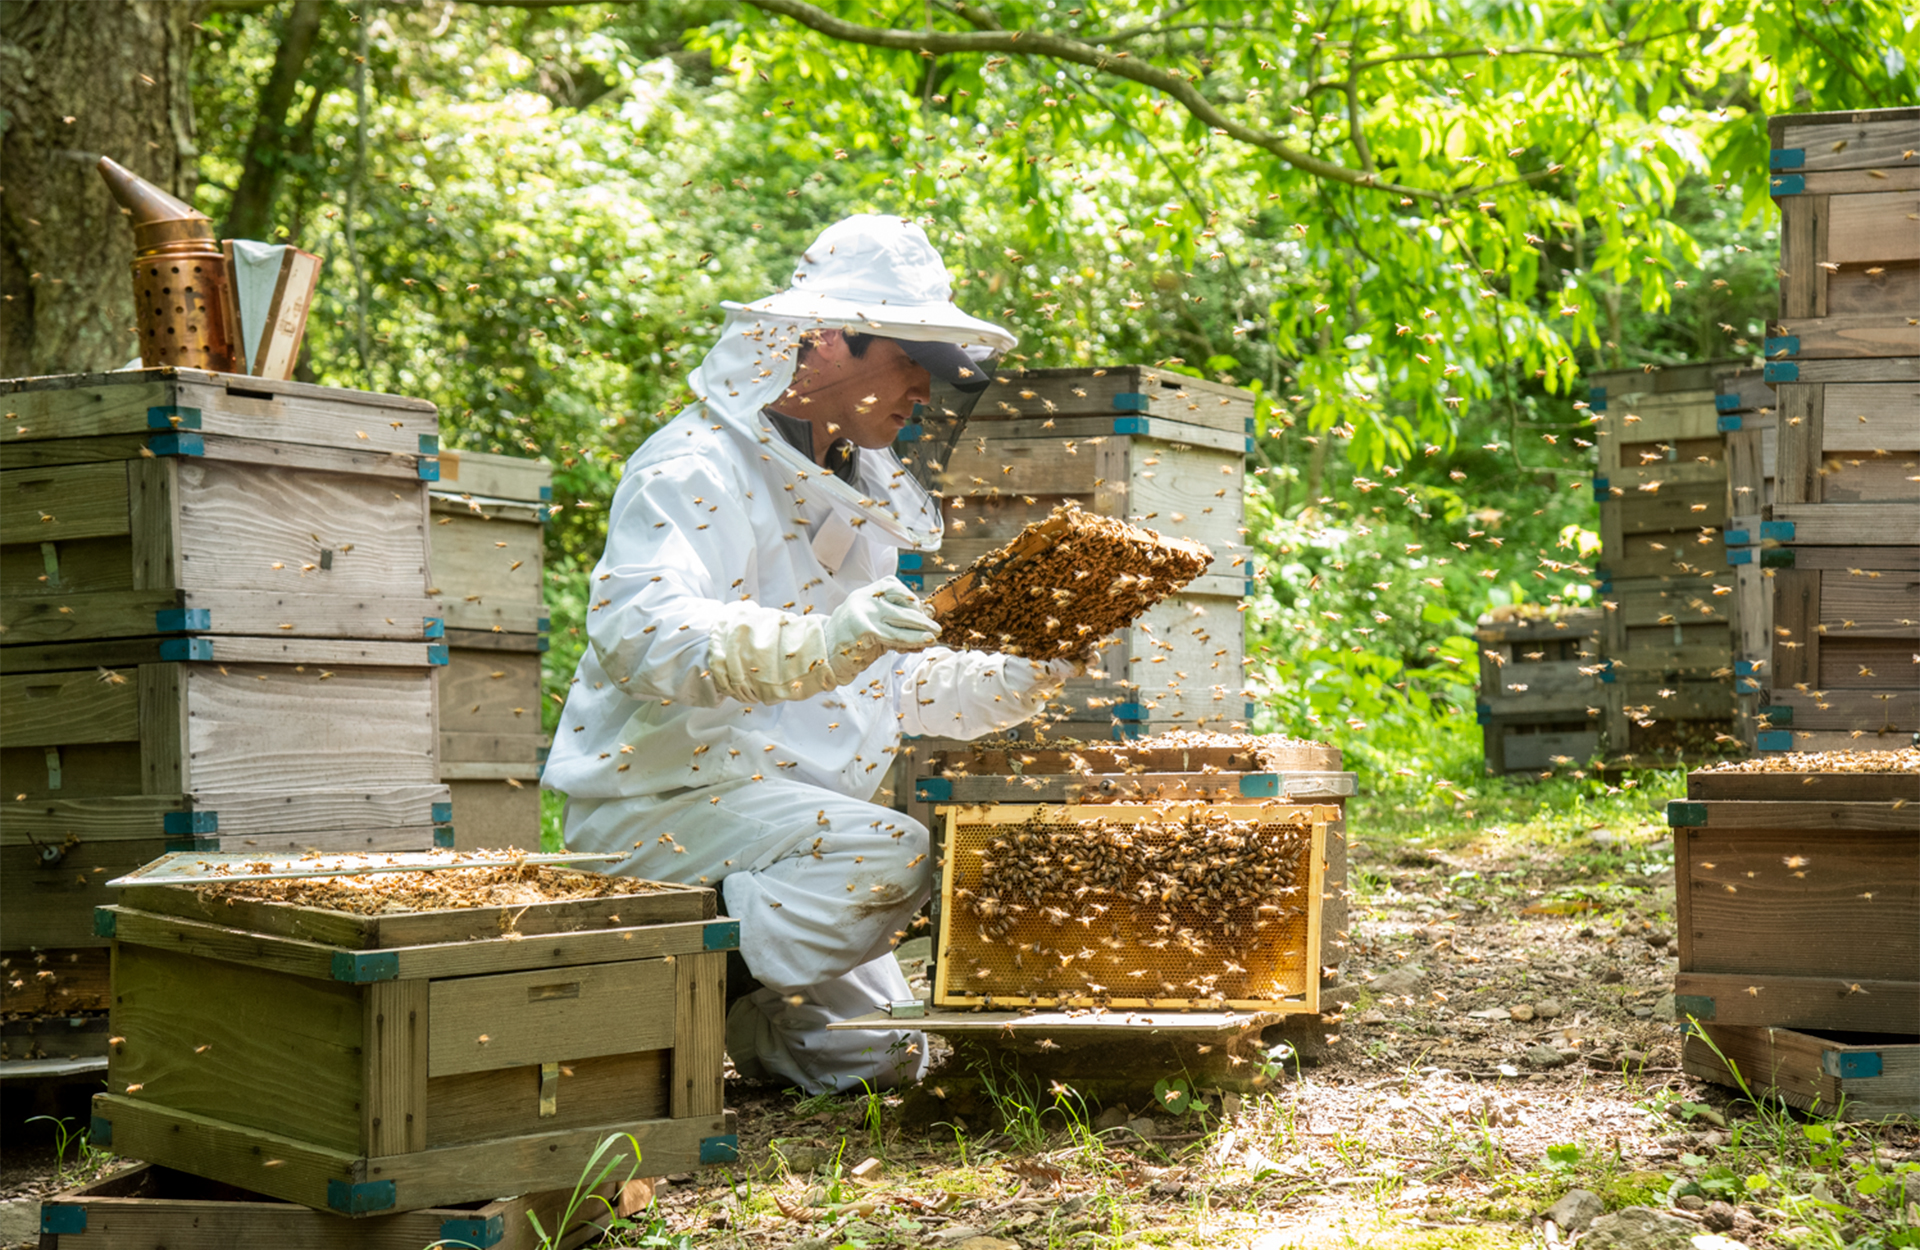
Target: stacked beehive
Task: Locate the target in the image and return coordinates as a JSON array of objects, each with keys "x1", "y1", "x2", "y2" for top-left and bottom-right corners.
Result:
[
  {"x1": 1587, "y1": 360, "x2": 1751, "y2": 764},
  {"x1": 1751, "y1": 106, "x2": 1920, "y2": 754},
  {"x1": 899, "y1": 365, "x2": 1254, "y2": 740},
  {"x1": 1714, "y1": 366, "x2": 1776, "y2": 746},
  {"x1": 1669, "y1": 751, "x2": 1918, "y2": 1118},
  {"x1": 1472, "y1": 607, "x2": 1605, "y2": 774},
  {"x1": 1, "y1": 369, "x2": 450, "y2": 1039},
  {"x1": 429, "y1": 449, "x2": 553, "y2": 850}
]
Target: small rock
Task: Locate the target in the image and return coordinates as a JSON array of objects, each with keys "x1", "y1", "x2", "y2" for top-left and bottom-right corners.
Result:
[
  {"x1": 780, "y1": 1145, "x2": 831, "y2": 1175},
  {"x1": 1645, "y1": 930, "x2": 1672, "y2": 948},
  {"x1": 1370, "y1": 967, "x2": 1424, "y2": 996},
  {"x1": 1356, "y1": 1009, "x2": 1388, "y2": 1025},
  {"x1": 929, "y1": 1227, "x2": 989, "y2": 1245},
  {"x1": 1675, "y1": 1194, "x2": 1705, "y2": 1211},
  {"x1": 1093, "y1": 1105, "x2": 1131, "y2": 1131},
  {"x1": 1510, "y1": 1004, "x2": 1536, "y2": 1022},
  {"x1": 1581, "y1": 1206, "x2": 1702, "y2": 1249},
  {"x1": 1125, "y1": 1117, "x2": 1159, "y2": 1139},
  {"x1": 0, "y1": 1200, "x2": 39, "y2": 1248},
  {"x1": 1526, "y1": 1044, "x2": 1569, "y2": 1069},
  {"x1": 1703, "y1": 1201, "x2": 1737, "y2": 1232},
  {"x1": 1535, "y1": 997, "x2": 1565, "y2": 1020},
  {"x1": 1599, "y1": 968, "x2": 1625, "y2": 983},
  {"x1": 1621, "y1": 1048, "x2": 1647, "y2": 1066},
  {"x1": 1654, "y1": 993, "x2": 1677, "y2": 1020},
  {"x1": 1541, "y1": 1188, "x2": 1604, "y2": 1232},
  {"x1": 1690, "y1": 1237, "x2": 1749, "y2": 1250},
  {"x1": 955, "y1": 1238, "x2": 1022, "y2": 1250},
  {"x1": 1698, "y1": 1130, "x2": 1728, "y2": 1149}
]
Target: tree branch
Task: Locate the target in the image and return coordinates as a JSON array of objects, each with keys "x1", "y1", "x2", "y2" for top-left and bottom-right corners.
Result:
[
  {"x1": 735, "y1": 0, "x2": 1444, "y2": 200},
  {"x1": 222, "y1": 0, "x2": 325, "y2": 240}
]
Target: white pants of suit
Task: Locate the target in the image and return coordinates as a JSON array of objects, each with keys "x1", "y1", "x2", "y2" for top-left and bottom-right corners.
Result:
[{"x1": 564, "y1": 776, "x2": 931, "y2": 1095}]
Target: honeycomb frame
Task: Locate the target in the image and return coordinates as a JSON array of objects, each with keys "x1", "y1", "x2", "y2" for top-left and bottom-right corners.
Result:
[{"x1": 932, "y1": 803, "x2": 1331, "y2": 1013}]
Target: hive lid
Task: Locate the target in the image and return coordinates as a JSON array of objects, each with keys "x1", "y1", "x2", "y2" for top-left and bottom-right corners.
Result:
[{"x1": 108, "y1": 849, "x2": 623, "y2": 888}]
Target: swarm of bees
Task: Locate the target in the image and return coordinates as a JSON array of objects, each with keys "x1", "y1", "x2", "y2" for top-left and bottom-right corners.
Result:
[
  {"x1": 927, "y1": 502, "x2": 1211, "y2": 657},
  {"x1": 200, "y1": 859, "x2": 668, "y2": 915},
  {"x1": 945, "y1": 807, "x2": 1312, "y2": 1008},
  {"x1": 1701, "y1": 747, "x2": 1919, "y2": 775}
]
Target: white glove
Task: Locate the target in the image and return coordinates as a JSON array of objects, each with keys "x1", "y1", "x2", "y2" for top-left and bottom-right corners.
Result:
[
  {"x1": 897, "y1": 651, "x2": 1081, "y2": 739},
  {"x1": 823, "y1": 577, "x2": 942, "y2": 683},
  {"x1": 707, "y1": 577, "x2": 939, "y2": 705}
]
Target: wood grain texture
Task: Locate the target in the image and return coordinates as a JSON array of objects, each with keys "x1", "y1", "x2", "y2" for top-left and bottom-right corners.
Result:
[
  {"x1": 139, "y1": 661, "x2": 188, "y2": 795},
  {"x1": 1778, "y1": 194, "x2": 1826, "y2": 319},
  {"x1": 0, "y1": 667, "x2": 139, "y2": 748},
  {"x1": 672, "y1": 951, "x2": 726, "y2": 1118},
  {"x1": 88, "y1": 1094, "x2": 359, "y2": 1213},
  {"x1": 0, "y1": 461, "x2": 129, "y2": 542},
  {"x1": 390, "y1": 918, "x2": 725, "y2": 981},
  {"x1": 0, "y1": 588, "x2": 438, "y2": 645},
  {"x1": 425, "y1": 1049, "x2": 670, "y2": 1149},
  {"x1": 445, "y1": 777, "x2": 542, "y2": 851},
  {"x1": 365, "y1": 978, "x2": 428, "y2": 1156},
  {"x1": 1771, "y1": 502, "x2": 1920, "y2": 546},
  {"x1": 1683, "y1": 1023, "x2": 1920, "y2": 1120},
  {"x1": 1682, "y1": 800, "x2": 1920, "y2": 832},
  {"x1": 127, "y1": 455, "x2": 180, "y2": 589},
  {"x1": 1817, "y1": 384, "x2": 1920, "y2": 449},
  {"x1": 0, "y1": 946, "x2": 109, "y2": 1013},
  {"x1": 365, "y1": 1110, "x2": 733, "y2": 1214},
  {"x1": 175, "y1": 458, "x2": 428, "y2": 597},
  {"x1": 1825, "y1": 191, "x2": 1920, "y2": 265},
  {"x1": 182, "y1": 662, "x2": 436, "y2": 794},
  {"x1": 1770, "y1": 688, "x2": 1918, "y2": 732},
  {"x1": 427, "y1": 958, "x2": 676, "y2": 1077},
  {"x1": 1769, "y1": 314, "x2": 1920, "y2": 360},
  {"x1": 1688, "y1": 771, "x2": 1920, "y2": 801},
  {"x1": 1773, "y1": 111, "x2": 1920, "y2": 172},
  {"x1": 437, "y1": 731, "x2": 550, "y2": 767},
  {"x1": 110, "y1": 942, "x2": 366, "y2": 1152},
  {"x1": 428, "y1": 511, "x2": 544, "y2": 630},
  {"x1": 38, "y1": 1164, "x2": 622, "y2": 1250},
  {"x1": 433, "y1": 449, "x2": 553, "y2": 503},
  {"x1": 1671, "y1": 971, "x2": 1919, "y2": 1033},
  {"x1": 2, "y1": 838, "x2": 164, "y2": 948},
  {"x1": 1818, "y1": 453, "x2": 1920, "y2": 504},
  {"x1": 437, "y1": 649, "x2": 542, "y2": 736},
  {"x1": 102, "y1": 906, "x2": 343, "y2": 981},
  {"x1": 1684, "y1": 827, "x2": 1918, "y2": 980}
]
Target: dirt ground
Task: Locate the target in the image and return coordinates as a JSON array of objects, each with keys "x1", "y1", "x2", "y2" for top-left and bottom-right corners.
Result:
[{"x1": 4, "y1": 782, "x2": 1914, "y2": 1249}]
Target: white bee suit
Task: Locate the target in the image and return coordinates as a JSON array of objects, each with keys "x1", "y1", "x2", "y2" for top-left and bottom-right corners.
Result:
[{"x1": 544, "y1": 216, "x2": 1050, "y2": 1094}]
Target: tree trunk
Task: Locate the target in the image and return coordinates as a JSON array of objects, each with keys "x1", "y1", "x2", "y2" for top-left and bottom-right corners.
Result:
[
  {"x1": 0, "y1": 0, "x2": 200, "y2": 378},
  {"x1": 222, "y1": 0, "x2": 323, "y2": 243}
]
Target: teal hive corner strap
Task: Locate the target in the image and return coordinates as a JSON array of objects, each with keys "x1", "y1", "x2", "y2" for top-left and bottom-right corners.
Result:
[
  {"x1": 158, "y1": 637, "x2": 214, "y2": 661},
  {"x1": 1764, "y1": 361, "x2": 1799, "y2": 382},
  {"x1": 1824, "y1": 1050, "x2": 1883, "y2": 1079},
  {"x1": 1764, "y1": 335, "x2": 1799, "y2": 358},
  {"x1": 418, "y1": 434, "x2": 440, "y2": 454},
  {"x1": 1769, "y1": 174, "x2": 1805, "y2": 196},
  {"x1": 432, "y1": 801, "x2": 453, "y2": 823},
  {"x1": 146, "y1": 404, "x2": 202, "y2": 430},
  {"x1": 1587, "y1": 386, "x2": 1606, "y2": 411},
  {"x1": 1238, "y1": 774, "x2": 1281, "y2": 798},
  {"x1": 427, "y1": 643, "x2": 450, "y2": 665},
  {"x1": 423, "y1": 616, "x2": 445, "y2": 638},
  {"x1": 703, "y1": 920, "x2": 741, "y2": 951},
  {"x1": 1667, "y1": 801, "x2": 1707, "y2": 827},
  {"x1": 88, "y1": 1114, "x2": 113, "y2": 1146},
  {"x1": 1674, "y1": 995, "x2": 1715, "y2": 1020},
  {"x1": 41, "y1": 1204, "x2": 86, "y2": 1234},
  {"x1": 439, "y1": 1214, "x2": 506, "y2": 1247},
  {"x1": 418, "y1": 459, "x2": 441, "y2": 482},
  {"x1": 148, "y1": 431, "x2": 205, "y2": 456},
  {"x1": 163, "y1": 810, "x2": 218, "y2": 834},
  {"x1": 915, "y1": 776, "x2": 953, "y2": 802},
  {"x1": 1769, "y1": 148, "x2": 1804, "y2": 170},
  {"x1": 1111, "y1": 415, "x2": 1150, "y2": 435},
  {"x1": 1114, "y1": 392, "x2": 1150, "y2": 412},
  {"x1": 700, "y1": 1134, "x2": 741, "y2": 1164},
  {"x1": 433, "y1": 826, "x2": 455, "y2": 848},
  {"x1": 1756, "y1": 730, "x2": 1794, "y2": 751},
  {"x1": 331, "y1": 950, "x2": 400, "y2": 983},
  {"x1": 93, "y1": 907, "x2": 118, "y2": 938},
  {"x1": 1714, "y1": 393, "x2": 1740, "y2": 412},
  {"x1": 328, "y1": 1180, "x2": 397, "y2": 1215},
  {"x1": 154, "y1": 608, "x2": 212, "y2": 632}
]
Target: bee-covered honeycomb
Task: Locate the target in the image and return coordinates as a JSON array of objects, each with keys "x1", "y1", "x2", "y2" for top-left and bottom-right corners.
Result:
[
  {"x1": 1698, "y1": 748, "x2": 1919, "y2": 774},
  {"x1": 928, "y1": 503, "x2": 1211, "y2": 658},
  {"x1": 935, "y1": 804, "x2": 1323, "y2": 1011}
]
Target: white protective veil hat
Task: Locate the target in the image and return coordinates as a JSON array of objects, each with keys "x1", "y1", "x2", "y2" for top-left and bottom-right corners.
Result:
[
  {"x1": 691, "y1": 215, "x2": 1016, "y2": 553},
  {"x1": 720, "y1": 214, "x2": 1016, "y2": 356}
]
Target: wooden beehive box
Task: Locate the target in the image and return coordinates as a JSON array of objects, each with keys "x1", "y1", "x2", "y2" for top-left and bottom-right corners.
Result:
[
  {"x1": 1716, "y1": 367, "x2": 1776, "y2": 745},
  {"x1": 900, "y1": 365, "x2": 1252, "y2": 741},
  {"x1": 90, "y1": 855, "x2": 734, "y2": 1216},
  {"x1": 1668, "y1": 755, "x2": 1919, "y2": 1035},
  {"x1": 1, "y1": 370, "x2": 437, "y2": 647},
  {"x1": 931, "y1": 801, "x2": 1334, "y2": 1012},
  {"x1": 1766, "y1": 106, "x2": 1919, "y2": 357},
  {"x1": 2, "y1": 637, "x2": 449, "y2": 962},
  {"x1": 37, "y1": 1161, "x2": 645, "y2": 1249},
  {"x1": 1472, "y1": 609, "x2": 1604, "y2": 774},
  {"x1": 1681, "y1": 1022, "x2": 1918, "y2": 1121},
  {"x1": 429, "y1": 450, "x2": 553, "y2": 851}
]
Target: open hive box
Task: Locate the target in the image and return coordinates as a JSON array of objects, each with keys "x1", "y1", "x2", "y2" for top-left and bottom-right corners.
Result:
[
  {"x1": 933, "y1": 801, "x2": 1335, "y2": 1013},
  {"x1": 927, "y1": 503, "x2": 1211, "y2": 659},
  {"x1": 90, "y1": 851, "x2": 735, "y2": 1216}
]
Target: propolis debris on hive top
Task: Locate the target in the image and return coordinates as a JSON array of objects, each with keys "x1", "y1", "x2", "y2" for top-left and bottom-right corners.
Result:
[
  {"x1": 194, "y1": 858, "x2": 672, "y2": 917},
  {"x1": 927, "y1": 502, "x2": 1211, "y2": 657},
  {"x1": 931, "y1": 729, "x2": 1340, "y2": 778},
  {"x1": 1698, "y1": 748, "x2": 1920, "y2": 775}
]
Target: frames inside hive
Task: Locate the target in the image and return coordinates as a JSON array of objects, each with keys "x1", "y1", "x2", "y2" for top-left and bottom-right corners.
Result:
[{"x1": 927, "y1": 503, "x2": 1212, "y2": 658}]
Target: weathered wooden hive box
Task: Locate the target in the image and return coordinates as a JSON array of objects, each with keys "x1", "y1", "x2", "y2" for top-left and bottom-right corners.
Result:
[
  {"x1": 1668, "y1": 753, "x2": 1918, "y2": 1024},
  {"x1": 901, "y1": 365, "x2": 1253, "y2": 741},
  {"x1": 1751, "y1": 108, "x2": 1920, "y2": 753},
  {"x1": 1471, "y1": 608, "x2": 1603, "y2": 774},
  {"x1": 2, "y1": 369, "x2": 451, "y2": 1014},
  {"x1": 89, "y1": 854, "x2": 735, "y2": 1216},
  {"x1": 38, "y1": 1162, "x2": 639, "y2": 1249},
  {"x1": 1587, "y1": 360, "x2": 1752, "y2": 764},
  {"x1": 430, "y1": 450, "x2": 554, "y2": 850}
]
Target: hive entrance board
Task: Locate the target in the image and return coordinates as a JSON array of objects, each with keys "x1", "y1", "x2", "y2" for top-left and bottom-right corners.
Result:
[
  {"x1": 933, "y1": 803, "x2": 1329, "y2": 1013},
  {"x1": 107, "y1": 849, "x2": 620, "y2": 887},
  {"x1": 926, "y1": 504, "x2": 1210, "y2": 659}
]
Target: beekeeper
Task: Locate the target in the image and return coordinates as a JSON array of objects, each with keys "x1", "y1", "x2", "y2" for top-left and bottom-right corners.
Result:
[{"x1": 543, "y1": 215, "x2": 1072, "y2": 1096}]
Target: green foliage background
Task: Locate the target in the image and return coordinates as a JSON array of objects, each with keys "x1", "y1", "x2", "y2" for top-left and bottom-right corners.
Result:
[{"x1": 186, "y1": 1, "x2": 1912, "y2": 791}]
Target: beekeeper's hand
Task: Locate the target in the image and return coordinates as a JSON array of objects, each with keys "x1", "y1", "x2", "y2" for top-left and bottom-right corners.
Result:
[
  {"x1": 823, "y1": 577, "x2": 942, "y2": 683},
  {"x1": 707, "y1": 577, "x2": 939, "y2": 705}
]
